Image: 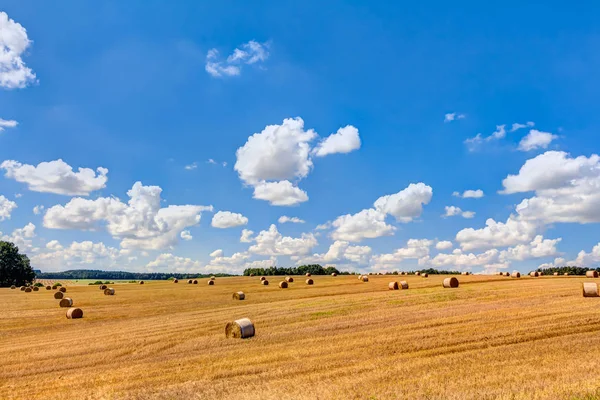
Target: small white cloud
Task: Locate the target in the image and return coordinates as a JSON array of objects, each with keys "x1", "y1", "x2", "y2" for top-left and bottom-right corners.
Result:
[
  {"x1": 464, "y1": 125, "x2": 506, "y2": 151},
  {"x1": 0, "y1": 195, "x2": 17, "y2": 221},
  {"x1": 211, "y1": 211, "x2": 249, "y2": 229},
  {"x1": 436, "y1": 240, "x2": 453, "y2": 250},
  {"x1": 453, "y1": 189, "x2": 484, "y2": 199},
  {"x1": 443, "y1": 206, "x2": 475, "y2": 219},
  {"x1": 444, "y1": 113, "x2": 466, "y2": 123},
  {"x1": 518, "y1": 130, "x2": 558, "y2": 152},
  {"x1": 0, "y1": 118, "x2": 18, "y2": 131},
  {"x1": 206, "y1": 40, "x2": 270, "y2": 78},
  {"x1": 278, "y1": 216, "x2": 305, "y2": 224},
  {"x1": 240, "y1": 229, "x2": 254, "y2": 243},
  {"x1": 180, "y1": 230, "x2": 192, "y2": 240},
  {"x1": 209, "y1": 249, "x2": 223, "y2": 258},
  {"x1": 253, "y1": 180, "x2": 308, "y2": 206},
  {"x1": 510, "y1": 121, "x2": 535, "y2": 132},
  {"x1": 32, "y1": 205, "x2": 44, "y2": 215},
  {"x1": 14, "y1": 193, "x2": 22, "y2": 198},
  {"x1": 184, "y1": 162, "x2": 198, "y2": 170},
  {"x1": 312, "y1": 125, "x2": 361, "y2": 157}
]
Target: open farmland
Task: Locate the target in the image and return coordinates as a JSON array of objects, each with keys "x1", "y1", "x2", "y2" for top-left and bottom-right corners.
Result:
[{"x1": 2, "y1": 274, "x2": 600, "y2": 400}]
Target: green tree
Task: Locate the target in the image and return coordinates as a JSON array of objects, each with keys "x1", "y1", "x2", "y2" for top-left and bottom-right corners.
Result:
[{"x1": 0, "y1": 241, "x2": 36, "y2": 287}]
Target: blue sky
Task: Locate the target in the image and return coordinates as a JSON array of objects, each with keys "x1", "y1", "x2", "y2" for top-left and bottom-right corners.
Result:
[{"x1": 1, "y1": 1, "x2": 600, "y2": 274}]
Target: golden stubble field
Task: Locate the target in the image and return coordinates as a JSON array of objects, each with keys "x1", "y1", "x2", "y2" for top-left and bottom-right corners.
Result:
[{"x1": 2, "y1": 274, "x2": 600, "y2": 400}]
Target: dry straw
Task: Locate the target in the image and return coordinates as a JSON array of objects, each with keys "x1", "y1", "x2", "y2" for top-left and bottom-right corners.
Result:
[
  {"x1": 511, "y1": 272, "x2": 521, "y2": 278},
  {"x1": 104, "y1": 288, "x2": 115, "y2": 295},
  {"x1": 279, "y1": 281, "x2": 288, "y2": 289},
  {"x1": 207, "y1": 280, "x2": 215, "y2": 286},
  {"x1": 99, "y1": 284, "x2": 107, "y2": 290},
  {"x1": 46, "y1": 285, "x2": 51, "y2": 290},
  {"x1": 443, "y1": 277, "x2": 459, "y2": 288},
  {"x1": 139, "y1": 281, "x2": 144, "y2": 285},
  {"x1": 54, "y1": 291, "x2": 64, "y2": 299},
  {"x1": 388, "y1": 281, "x2": 399, "y2": 290},
  {"x1": 285, "y1": 276, "x2": 294, "y2": 283},
  {"x1": 59, "y1": 298, "x2": 73, "y2": 307},
  {"x1": 225, "y1": 318, "x2": 254, "y2": 339},
  {"x1": 261, "y1": 280, "x2": 269, "y2": 286},
  {"x1": 586, "y1": 271, "x2": 599, "y2": 278},
  {"x1": 24, "y1": 287, "x2": 32, "y2": 292},
  {"x1": 306, "y1": 278, "x2": 314, "y2": 285},
  {"x1": 331, "y1": 273, "x2": 337, "y2": 276},
  {"x1": 232, "y1": 291, "x2": 245, "y2": 300},
  {"x1": 66, "y1": 308, "x2": 83, "y2": 319},
  {"x1": 361, "y1": 276, "x2": 369, "y2": 282},
  {"x1": 33, "y1": 287, "x2": 39, "y2": 291},
  {"x1": 582, "y1": 282, "x2": 599, "y2": 297},
  {"x1": 530, "y1": 271, "x2": 539, "y2": 277},
  {"x1": 305, "y1": 273, "x2": 311, "y2": 277},
  {"x1": 400, "y1": 281, "x2": 409, "y2": 289},
  {"x1": 173, "y1": 279, "x2": 178, "y2": 283},
  {"x1": 59, "y1": 287, "x2": 67, "y2": 293},
  {"x1": 10, "y1": 285, "x2": 15, "y2": 289},
  {"x1": 193, "y1": 280, "x2": 198, "y2": 284}
]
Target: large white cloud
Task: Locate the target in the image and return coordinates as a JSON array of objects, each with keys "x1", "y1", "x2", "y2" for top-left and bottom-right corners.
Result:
[
  {"x1": 248, "y1": 224, "x2": 317, "y2": 256},
  {"x1": 374, "y1": 183, "x2": 432, "y2": 222},
  {"x1": 43, "y1": 181, "x2": 213, "y2": 250},
  {"x1": 211, "y1": 211, "x2": 248, "y2": 228},
  {"x1": 252, "y1": 180, "x2": 308, "y2": 206},
  {"x1": 0, "y1": 195, "x2": 17, "y2": 221},
  {"x1": 500, "y1": 235, "x2": 561, "y2": 261},
  {"x1": 1, "y1": 159, "x2": 108, "y2": 196},
  {"x1": 331, "y1": 208, "x2": 395, "y2": 242},
  {"x1": 313, "y1": 125, "x2": 361, "y2": 157},
  {"x1": 518, "y1": 130, "x2": 558, "y2": 151},
  {"x1": 370, "y1": 239, "x2": 433, "y2": 269},
  {"x1": 0, "y1": 12, "x2": 36, "y2": 89},
  {"x1": 455, "y1": 216, "x2": 537, "y2": 251},
  {"x1": 31, "y1": 240, "x2": 129, "y2": 271}
]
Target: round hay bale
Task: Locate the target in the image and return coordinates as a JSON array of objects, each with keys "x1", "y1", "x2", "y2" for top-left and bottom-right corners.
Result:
[
  {"x1": 104, "y1": 288, "x2": 115, "y2": 295},
  {"x1": 582, "y1": 282, "x2": 599, "y2": 297},
  {"x1": 331, "y1": 273, "x2": 337, "y2": 277},
  {"x1": 193, "y1": 280, "x2": 198, "y2": 284},
  {"x1": 530, "y1": 271, "x2": 539, "y2": 277},
  {"x1": 24, "y1": 287, "x2": 32, "y2": 292},
  {"x1": 422, "y1": 273, "x2": 429, "y2": 278},
  {"x1": 285, "y1": 276, "x2": 294, "y2": 283},
  {"x1": 66, "y1": 308, "x2": 83, "y2": 319},
  {"x1": 187, "y1": 279, "x2": 193, "y2": 284},
  {"x1": 504, "y1": 272, "x2": 510, "y2": 277},
  {"x1": 173, "y1": 279, "x2": 178, "y2": 283},
  {"x1": 564, "y1": 272, "x2": 569, "y2": 276},
  {"x1": 586, "y1": 270, "x2": 599, "y2": 278},
  {"x1": 225, "y1": 318, "x2": 255, "y2": 339},
  {"x1": 139, "y1": 281, "x2": 144, "y2": 285},
  {"x1": 400, "y1": 281, "x2": 409, "y2": 290},
  {"x1": 210, "y1": 276, "x2": 216, "y2": 280},
  {"x1": 361, "y1": 276, "x2": 369, "y2": 282},
  {"x1": 10, "y1": 285, "x2": 15, "y2": 289},
  {"x1": 52, "y1": 285, "x2": 57, "y2": 290},
  {"x1": 388, "y1": 281, "x2": 399, "y2": 290},
  {"x1": 99, "y1": 284, "x2": 107, "y2": 290},
  {"x1": 306, "y1": 278, "x2": 314, "y2": 285},
  {"x1": 358, "y1": 275, "x2": 363, "y2": 280},
  {"x1": 260, "y1": 276, "x2": 266, "y2": 281},
  {"x1": 261, "y1": 279, "x2": 269, "y2": 286},
  {"x1": 305, "y1": 273, "x2": 311, "y2": 277},
  {"x1": 233, "y1": 291, "x2": 245, "y2": 300},
  {"x1": 415, "y1": 271, "x2": 421, "y2": 276},
  {"x1": 278, "y1": 281, "x2": 288, "y2": 289},
  {"x1": 20, "y1": 286, "x2": 25, "y2": 291},
  {"x1": 207, "y1": 280, "x2": 215, "y2": 286},
  {"x1": 538, "y1": 271, "x2": 544, "y2": 276},
  {"x1": 400, "y1": 272, "x2": 406, "y2": 275},
  {"x1": 553, "y1": 272, "x2": 559, "y2": 276},
  {"x1": 33, "y1": 286, "x2": 39, "y2": 291},
  {"x1": 249, "y1": 273, "x2": 255, "y2": 277},
  {"x1": 511, "y1": 272, "x2": 521, "y2": 278},
  {"x1": 59, "y1": 298, "x2": 73, "y2": 307},
  {"x1": 461, "y1": 271, "x2": 470, "y2": 275},
  {"x1": 54, "y1": 291, "x2": 64, "y2": 299},
  {"x1": 443, "y1": 277, "x2": 459, "y2": 288},
  {"x1": 59, "y1": 287, "x2": 66, "y2": 293},
  {"x1": 46, "y1": 285, "x2": 51, "y2": 290}
]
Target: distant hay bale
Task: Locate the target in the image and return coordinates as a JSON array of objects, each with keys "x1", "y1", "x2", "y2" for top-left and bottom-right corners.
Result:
[
  {"x1": 503, "y1": 272, "x2": 510, "y2": 277},
  {"x1": 104, "y1": 288, "x2": 115, "y2": 295},
  {"x1": 388, "y1": 281, "x2": 399, "y2": 290},
  {"x1": 99, "y1": 284, "x2": 107, "y2": 290},
  {"x1": 278, "y1": 281, "x2": 288, "y2": 289},
  {"x1": 415, "y1": 272, "x2": 421, "y2": 276},
  {"x1": 358, "y1": 275, "x2": 363, "y2": 280},
  {"x1": 422, "y1": 273, "x2": 429, "y2": 278},
  {"x1": 59, "y1": 298, "x2": 73, "y2": 307},
  {"x1": 211, "y1": 276, "x2": 216, "y2": 280},
  {"x1": 461, "y1": 272, "x2": 469, "y2": 275},
  {"x1": 208, "y1": 280, "x2": 215, "y2": 286},
  {"x1": 538, "y1": 271, "x2": 544, "y2": 276},
  {"x1": 66, "y1": 308, "x2": 83, "y2": 319},
  {"x1": 582, "y1": 282, "x2": 599, "y2": 297},
  {"x1": 400, "y1": 272, "x2": 406, "y2": 275},
  {"x1": 511, "y1": 272, "x2": 521, "y2": 278},
  {"x1": 24, "y1": 287, "x2": 32, "y2": 292},
  {"x1": 586, "y1": 271, "x2": 599, "y2": 278},
  {"x1": 20, "y1": 286, "x2": 25, "y2": 291},
  {"x1": 530, "y1": 271, "x2": 539, "y2": 277},
  {"x1": 285, "y1": 276, "x2": 294, "y2": 283},
  {"x1": 46, "y1": 285, "x2": 51, "y2": 290},
  {"x1": 233, "y1": 291, "x2": 245, "y2": 300},
  {"x1": 260, "y1": 276, "x2": 266, "y2": 281},
  {"x1": 10, "y1": 285, "x2": 15, "y2": 289},
  {"x1": 553, "y1": 272, "x2": 559, "y2": 276},
  {"x1": 193, "y1": 280, "x2": 198, "y2": 284},
  {"x1": 400, "y1": 281, "x2": 409, "y2": 289},
  {"x1": 564, "y1": 272, "x2": 569, "y2": 276},
  {"x1": 225, "y1": 318, "x2": 255, "y2": 339},
  {"x1": 54, "y1": 291, "x2": 64, "y2": 299},
  {"x1": 173, "y1": 279, "x2": 178, "y2": 283},
  {"x1": 59, "y1": 287, "x2": 66, "y2": 293},
  {"x1": 187, "y1": 279, "x2": 193, "y2": 284},
  {"x1": 305, "y1": 273, "x2": 311, "y2": 277},
  {"x1": 249, "y1": 273, "x2": 255, "y2": 277},
  {"x1": 331, "y1": 273, "x2": 337, "y2": 277},
  {"x1": 306, "y1": 278, "x2": 314, "y2": 285},
  {"x1": 33, "y1": 286, "x2": 39, "y2": 291},
  {"x1": 261, "y1": 280, "x2": 269, "y2": 286},
  {"x1": 139, "y1": 281, "x2": 144, "y2": 285},
  {"x1": 443, "y1": 277, "x2": 459, "y2": 288},
  {"x1": 52, "y1": 285, "x2": 57, "y2": 290},
  {"x1": 361, "y1": 276, "x2": 369, "y2": 282}
]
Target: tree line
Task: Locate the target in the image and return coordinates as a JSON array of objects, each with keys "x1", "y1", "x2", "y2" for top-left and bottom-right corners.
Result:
[
  {"x1": 36, "y1": 269, "x2": 234, "y2": 281},
  {"x1": 535, "y1": 266, "x2": 599, "y2": 275}
]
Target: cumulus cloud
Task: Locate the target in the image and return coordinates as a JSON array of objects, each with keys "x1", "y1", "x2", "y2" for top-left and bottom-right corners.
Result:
[
  {"x1": 517, "y1": 130, "x2": 559, "y2": 151},
  {"x1": 331, "y1": 208, "x2": 395, "y2": 242},
  {"x1": 299, "y1": 240, "x2": 372, "y2": 266},
  {"x1": 374, "y1": 183, "x2": 433, "y2": 222},
  {"x1": 500, "y1": 235, "x2": 561, "y2": 261},
  {"x1": 240, "y1": 229, "x2": 254, "y2": 243},
  {"x1": 205, "y1": 40, "x2": 269, "y2": 78},
  {"x1": 32, "y1": 240, "x2": 129, "y2": 271},
  {"x1": 184, "y1": 162, "x2": 198, "y2": 170},
  {"x1": 455, "y1": 215, "x2": 538, "y2": 251},
  {"x1": 0, "y1": 118, "x2": 17, "y2": 131},
  {"x1": 0, "y1": 12, "x2": 36, "y2": 89},
  {"x1": 443, "y1": 206, "x2": 475, "y2": 219},
  {"x1": 444, "y1": 113, "x2": 465, "y2": 123},
  {"x1": 211, "y1": 211, "x2": 248, "y2": 228},
  {"x1": 43, "y1": 181, "x2": 212, "y2": 250},
  {"x1": 312, "y1": 125, "x2": 361, "y2": 157},
  {"x1": 453, "y1": 189, "x2": 484, "y2": 199},
  {"x1": 436, "y1": 240, "x2": 453, "y2": 250},
  {"x1": 252, "y1": 180, "x2": 309, "y2": 206},
  {"x1": 427, "y1": 248, "x2": 503, "y2": 270},
  {"x1": 371, "y1": 239, "x2": 433, "y2": 269},
  {"x1": 510, "y1": 121, "x2": 535, "y2": 132},
  {"x1": 1, "y1": 159, "x2": 108, "y2": 196},
  {"x1": 248, "y1": 224, "x2": 317, "y2": 256},
  {"x1": 32, "y1": 205, "x2": 44, "y2": 215},
  {"x1": 278, "y1": 216, "x2": 305, "y2": 224},
  {"x1": 1, "y1": 222, "x2": 35, "y2": 252},
  {"x1": 180, "y1": 230, "x2": 192, "y2": 240},
  {"x1": 146, "y1": 253, "x2": 202, "y2": 272},
  {"x1": 464, "y1": 125, "x2": 506, "y2": 151},
  {"x1": 209, "y1": 249, "x2": 223, "y2": 258},
  {"x1": 0, "y1": 195, "x2": 17, "y2": 221}
]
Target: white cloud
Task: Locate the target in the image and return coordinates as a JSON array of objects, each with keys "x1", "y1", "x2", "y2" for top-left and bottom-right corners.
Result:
[
  {"x1": 240, "y1": 229, "x2": 254, "y2": 243},
  {"x1": 278, "y1": 216, "x2": 305, "y2": 224},
  {"x1": 0, "y1": 195, "x2": 17, "y2": 221},
  {"x1": 453, "y1": 189, "x2": 484, "y2": 199},
  {"x1": 46, "y1": 240, "x2": 63, "y2": 251},
  {"x1": 428, "y1": 248, "x2": 502, "y2": 270},
  {"x1": 43, "y1": 181, "x2": 212, "y2": 250},
  {"x1": 455, "y1": 216, "x2": 538, "y2": 251},
  {"x1": 0, "y1": 12, "x2": 36, "y2": 89},
  {"x1": 248, "y1": 224, "x2": 317, "y2": 256},
  {"x1": 444, "y1": 113, "x2": 465, "y2": 123},
  {"x1": 180, "y1": 230, "x2": 192, "y2": 240},
  {"x1": 572, "y1": 244, "x2": 600, "y2": 267},
  {"x1": 1, "y1": 159, "x2": 108, "y2": 196},
  {"x1": 331, "y1": 208, "x2": 395, "y2": 242},
  {"x1": 205, "y1": 40, "x2": 269, "y2": 78},
  {"x1": 211, "y1": 211, "x2": 248, "y2": 228},
  {"x1": 371, "y1": 239, "x2": 433, "y2": 269},
  {"x1": 1, "y1": 222, "x2": 35, "y2": 252},
  {"x1": 252, "y1": 180, "x2": 308, "y2": 206},
  {"x1": 32, "y1": 205, "x2": 44, "y2": 215},
  {"x1": 209, "y1": 249, "x2": 223, "y2": 258},
  {"x1": 436, "y1": 240, "x2": 453, "y2": 250},
  {"x1": 500, "y1": 235, "x2": 561, "y2": 261},
  {"x1": 146, "y1": 253, "x2": 202, "y2": 272},
  {"x1": 464, "y1": 125, "x2": 506, "y2": 151},
  {"x1": 299, "y1": 240, "x2": 372, "y2": 266},
  {"x1": 373, "y1": 183, "x2": 433, "y2": 222},
  {"x1": 518, "y1": 130, "x2": 559, "y2": 152},
  {"x1": 510, "y1": 121, "x2": 535, "y2": 132},
  {"x1": 315, "y1": 222, "x2": 331, "y2": 230},
  {"x1": 443, "y1": 206, "x2": 475, "y2": 219},
  {"x1": 32, "y1": 240, "x2": 129, "y2": 271},
  {"x1": 0, "y1": 118, "x2": 17, "y2": 131},
  {"x1": 312, "y1": 125, "x2": 361, "y2": 157},
  {"x1": 184, "y1": 162, "x2": 198, "y2": 170}
]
